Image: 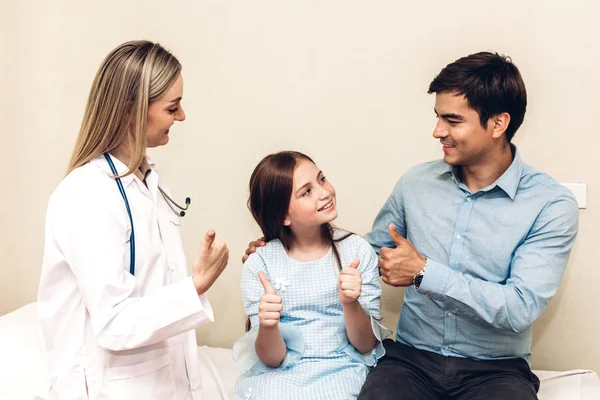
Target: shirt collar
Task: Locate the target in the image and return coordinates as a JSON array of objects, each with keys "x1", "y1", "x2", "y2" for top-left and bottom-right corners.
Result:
[
  {"x1": 435, "y1": 144, "x2": 523, "y2": 199},
  {"x1": 91, "y1": 153, "x2": 155, "y2": 187},
  {"x1": 492, "y1": 144, "x2": 523, "y2": 199},
  {"x1": 436, "y1": 161, "x2": 454, "y2": 177},
  {"x1": 140, "y1": 156, "x2": 155, "y2": 183}
]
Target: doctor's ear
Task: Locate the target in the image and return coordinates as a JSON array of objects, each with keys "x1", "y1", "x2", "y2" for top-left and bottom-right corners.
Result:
[{"x1": 283, "y1": 216, "x2": 291, "y2": 227}]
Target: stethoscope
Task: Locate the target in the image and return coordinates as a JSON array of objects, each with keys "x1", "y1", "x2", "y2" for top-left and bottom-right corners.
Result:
[{"x1": 103, "y1": 153, "x2": 191, "y2": 275}]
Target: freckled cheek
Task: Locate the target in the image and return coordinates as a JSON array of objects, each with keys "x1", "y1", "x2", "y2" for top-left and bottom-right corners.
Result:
[
  {"x1": 303, "y1": 202, "x2": 319, "y2": 216},
  {"x1": 288, "y1": 203, "x2": 315, "y2": 222}
]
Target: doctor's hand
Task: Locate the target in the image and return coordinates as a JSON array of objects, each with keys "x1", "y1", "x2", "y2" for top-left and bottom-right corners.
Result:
[
  {"x1": 338, "y1": 259, "x2": 362, "y2": 305},
  {"x1": 241, "y1": 237, "x2": 266, "y2": 263},
  {"x1": 258, "y1": 272, "x2": 282, "y2": 329},
  {"x1": 193, "y1": 230, "x2": 229, "y2": 295},
  {"x1": 379, "y1": 224, "x2": 426, "y2": 287}
]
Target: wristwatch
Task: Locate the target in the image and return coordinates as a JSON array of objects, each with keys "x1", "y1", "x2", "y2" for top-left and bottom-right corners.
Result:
[{"x1": 412, "y1": 259, "x2": 427, "y2": 290}]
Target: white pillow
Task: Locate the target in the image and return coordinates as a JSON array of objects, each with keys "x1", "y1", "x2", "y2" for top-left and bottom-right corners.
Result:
[
  {"x1": 0, "y1": 302, "x2": 239, "y2": 400},
  {"x1": 197, "y1": 345, "x2": 238, "y2": 400},
  {"x1": 536, "y1": 370, "x2": 600, "y2": 400},
  {"x1": 0, "y1": 302, "x2": 51, "y2": 400}
]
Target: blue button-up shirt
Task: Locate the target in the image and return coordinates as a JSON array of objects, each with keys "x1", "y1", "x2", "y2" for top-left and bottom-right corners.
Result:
[{"x1": 365, "y1": 147, "x2": 579, "y2": 362}]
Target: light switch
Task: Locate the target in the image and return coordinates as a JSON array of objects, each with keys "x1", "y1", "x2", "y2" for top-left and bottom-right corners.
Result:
[{"x1": 560, "y1": 183, "x2": 587, "y2": 209}]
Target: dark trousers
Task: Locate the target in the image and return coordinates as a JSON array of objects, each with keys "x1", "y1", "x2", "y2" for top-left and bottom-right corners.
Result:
[{"x1": 358, "y1": 340, "x2": 540, "y2": 400}]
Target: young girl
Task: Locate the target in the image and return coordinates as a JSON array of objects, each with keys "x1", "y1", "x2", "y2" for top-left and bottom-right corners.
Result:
[{"x1": 233, "y1": 151, "x2": 390, "y2": 400}]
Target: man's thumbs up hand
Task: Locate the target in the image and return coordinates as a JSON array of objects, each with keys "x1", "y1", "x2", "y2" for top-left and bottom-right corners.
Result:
[{"x1": 379, "y1": 224, "x2": 427, "y2": 287}]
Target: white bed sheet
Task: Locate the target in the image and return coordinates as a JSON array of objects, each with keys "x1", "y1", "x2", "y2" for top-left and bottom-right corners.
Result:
[{"x1": 1, "y1": 303, "x2": 598, "y2": 400}]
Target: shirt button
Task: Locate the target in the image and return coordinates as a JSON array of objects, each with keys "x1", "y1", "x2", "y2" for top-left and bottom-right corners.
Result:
[
  {"x1": 456, "y1": 235, "x2": 462, "y2": 240},
  {"x1": 467, "y1": 197, "x2": 472, "y2": 202},
  {"x1": 444, "y1": 345, "x2": 449, "y2": 350},
  {"x1": 448, "y1": 312, "x2": 453, "y2": 317}
]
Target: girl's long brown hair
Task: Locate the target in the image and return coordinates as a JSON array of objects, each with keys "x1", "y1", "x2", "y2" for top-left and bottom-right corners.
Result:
[{"x1": 245, "y1": 151, "x2": 352, "y2": 331}]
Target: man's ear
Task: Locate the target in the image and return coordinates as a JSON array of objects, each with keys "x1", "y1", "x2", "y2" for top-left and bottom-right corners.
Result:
[{"x1": 491, "y1": 112, "x2": 511, "y2": 140}]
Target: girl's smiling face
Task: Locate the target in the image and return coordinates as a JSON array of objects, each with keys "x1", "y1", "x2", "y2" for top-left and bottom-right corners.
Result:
[{"x1": 284, "y1": 159, "x2": 338, "y2": 231}]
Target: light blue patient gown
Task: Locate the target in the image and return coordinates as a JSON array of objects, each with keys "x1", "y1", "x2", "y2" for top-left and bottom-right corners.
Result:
[{"x1": 233, "y1": 231, "x2": 391, "y2": 400}]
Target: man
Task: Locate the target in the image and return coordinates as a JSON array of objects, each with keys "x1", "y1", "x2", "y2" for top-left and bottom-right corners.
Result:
[
  {"x1": 243, "y1": 51, "x2": 579, "y2": 400},
  {"x1": 358, "y1": 51, "x2": 578, "y2": 399}
]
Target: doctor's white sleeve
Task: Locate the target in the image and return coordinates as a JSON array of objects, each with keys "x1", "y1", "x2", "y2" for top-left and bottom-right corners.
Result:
[{"x1": 46, "y1": 187, "x2": 214, "y2": 351}]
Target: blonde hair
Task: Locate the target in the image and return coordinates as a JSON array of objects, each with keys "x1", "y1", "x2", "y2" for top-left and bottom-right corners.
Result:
[{"x1": 67, "y1": 40, "x2": 182, "y2": 176}]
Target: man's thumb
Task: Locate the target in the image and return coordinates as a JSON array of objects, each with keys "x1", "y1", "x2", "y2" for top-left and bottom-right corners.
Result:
[
  {"x1": 388, "y1": 223, "x2": 405, "y2": 245},
  {"x1": 348, "y1": 259, "x2": 360, "y2": 269}
]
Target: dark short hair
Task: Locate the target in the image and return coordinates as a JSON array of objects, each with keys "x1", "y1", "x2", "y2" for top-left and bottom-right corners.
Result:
[{"x1": 428, "y1": 51, "x2": 527, "y2": 142}]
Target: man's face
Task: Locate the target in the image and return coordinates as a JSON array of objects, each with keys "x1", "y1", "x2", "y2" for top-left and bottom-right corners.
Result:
[{"x1": 432, "y1": 92, "x2": 496, "y2": 167}]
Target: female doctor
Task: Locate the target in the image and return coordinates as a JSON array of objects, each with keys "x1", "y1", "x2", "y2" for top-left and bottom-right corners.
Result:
[{"x1": 37, "y1": 40, "x2": 229, "y2": 400}]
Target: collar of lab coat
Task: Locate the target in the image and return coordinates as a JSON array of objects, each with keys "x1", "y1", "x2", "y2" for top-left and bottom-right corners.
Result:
[{"x1": 91, "y1": 153, "x2": 156, "y2": 188}]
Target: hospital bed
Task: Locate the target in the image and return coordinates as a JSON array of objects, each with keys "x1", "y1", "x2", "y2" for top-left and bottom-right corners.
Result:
[{"x1": 1, "y1": 303, "x2": 598, "y2": 399}]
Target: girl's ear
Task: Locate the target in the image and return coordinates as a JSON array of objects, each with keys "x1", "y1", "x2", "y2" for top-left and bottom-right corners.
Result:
[{"x1": 283, "y1": 215, "x2": 291, "y2": 226}]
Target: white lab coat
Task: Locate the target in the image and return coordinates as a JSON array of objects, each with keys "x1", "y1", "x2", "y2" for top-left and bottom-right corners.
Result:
[{"x1": 38, "y1": 154, "x2": 214, "y2": 400}]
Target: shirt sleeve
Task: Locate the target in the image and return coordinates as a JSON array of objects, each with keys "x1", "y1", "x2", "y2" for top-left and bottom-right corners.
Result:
[
  {"x1": 364, "y1": 175, "x2": 407, "y2": 255},
  {"x1": 418, "y1": 194, "x2": 579, "y2": 333},
  {"x1": 49, "y1": 185, "x2": 214, "y2": 352}
]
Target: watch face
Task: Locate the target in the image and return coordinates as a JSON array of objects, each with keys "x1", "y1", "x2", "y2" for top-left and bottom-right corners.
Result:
[{"x1": 415, "y1": 274, "x2": 424, "y2": 288}]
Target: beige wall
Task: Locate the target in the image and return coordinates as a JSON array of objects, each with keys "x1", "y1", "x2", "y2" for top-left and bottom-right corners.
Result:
[{"x1": 1, "y1": 0, "x2": 598, "y2": 373}]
